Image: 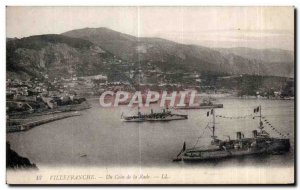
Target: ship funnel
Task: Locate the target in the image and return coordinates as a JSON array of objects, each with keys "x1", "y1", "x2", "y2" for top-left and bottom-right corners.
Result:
[
  {"x1": 236, "y1": 132, "x2": 242, "y2": 140},
  {"x1": 252, "y1": 130, "x2": 258, "y2": 138}
]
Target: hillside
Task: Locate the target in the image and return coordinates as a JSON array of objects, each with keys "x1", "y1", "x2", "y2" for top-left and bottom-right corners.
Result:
[
  {"x1": 6, "y1": 34, "x2": 111, "y2": 80},
  {"x1": 216, "y1": 47, "x2": 294, "y2": 63},
  {"x1": 62, "y1": 27, "x2": 293, "y2": 77},
  {"x1": 7, "y1": 28, "x2": 294, "y2": 80},
  {"x1": 216, "y1": 47, "x2": 294, "y2": 78}
]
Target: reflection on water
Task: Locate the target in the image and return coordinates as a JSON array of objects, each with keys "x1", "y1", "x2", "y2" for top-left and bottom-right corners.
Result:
[{"x1": 7, "y1": 98, "x2": 294, "y2": 169}]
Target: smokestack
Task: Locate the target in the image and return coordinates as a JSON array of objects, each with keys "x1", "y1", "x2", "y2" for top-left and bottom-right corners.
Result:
[
  {"x1": 252, "y1": 130, "x2": 258, "y2": 138},
  {"x1": 236, "y1": 132, "x2": 242, "y2": 140}
]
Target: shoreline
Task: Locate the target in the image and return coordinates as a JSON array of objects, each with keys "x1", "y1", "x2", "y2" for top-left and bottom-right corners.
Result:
[
  {"x1": 7, "y1": 102, "x2": 91, "y2": 133},
  {"x1": 7, "y1": 111, "x2": 81, "y2": 133}
]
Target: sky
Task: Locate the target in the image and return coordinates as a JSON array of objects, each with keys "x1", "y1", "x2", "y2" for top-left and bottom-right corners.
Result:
[{"x1": 6, "y1": 6, "x2": 294, "y2": 50}]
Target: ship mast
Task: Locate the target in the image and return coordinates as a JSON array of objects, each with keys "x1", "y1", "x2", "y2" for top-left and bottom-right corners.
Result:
[
  {"x1": 258, "y1": 105, "x2": 263, "y2": 132},
  {"x1": 211, "y1": 108, "x2": 217, "y2": 139},
  {"x1": 253, "y1": 105, "x2": 264, "y2": 132},
  {"x1": 137, "y1": 106, "x2": 141, "y2": 117}
]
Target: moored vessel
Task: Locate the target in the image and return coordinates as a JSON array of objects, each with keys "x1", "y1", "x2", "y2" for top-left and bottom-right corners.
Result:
[
  {"x1": 122, "y1": 107, "x2": 188, "y2": 122},
  {"x1": 173, "y1": 106, "x2": 290, "y2": 162},
  {"x1": 175, "y1": 98, "x2": 223, "y2": 109}
]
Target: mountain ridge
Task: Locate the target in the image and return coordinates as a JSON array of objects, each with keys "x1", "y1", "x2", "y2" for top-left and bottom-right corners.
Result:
[
  {"x1": 62, "y1": 27, "x2": 293, "y2": 77},
  {"x1": 6, "y1": 34, "x2": 112, "y2": 80},
  {"x1": 6, "y1": 27, "x2": 294, "y2": 80},
  {"x1": 216, "y1": 47, "x2": 294, "y2": 63}
]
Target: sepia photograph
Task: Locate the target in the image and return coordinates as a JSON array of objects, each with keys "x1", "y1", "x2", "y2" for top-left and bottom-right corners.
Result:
[{"x1": 5, "y1": 6, "x2": 295, "y2": 184}]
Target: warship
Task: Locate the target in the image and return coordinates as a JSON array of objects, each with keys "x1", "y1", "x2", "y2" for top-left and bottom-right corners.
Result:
[
  {"x1": 173, "y1": 106, "x2": 290, "y2": 162},
  {"x1": 121, "y1": 107, "x2": 188, "y2": 122},
  {"x1": 175, "y1": 98, "x2": 223, "y2": 109}
]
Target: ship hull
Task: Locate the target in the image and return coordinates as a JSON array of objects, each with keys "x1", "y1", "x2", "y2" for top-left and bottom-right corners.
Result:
[
  {"x1": 123, "y1": 115, "x2": 188, "y2": 122},
  {"x1": 174, "y1": 138, "x2": 290, "y2": 162},
  {"x1": 175, "y1": 104, "x2": 223, "y2": 109}
]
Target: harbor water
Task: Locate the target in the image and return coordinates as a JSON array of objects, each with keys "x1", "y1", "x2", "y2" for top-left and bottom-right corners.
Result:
[{"x1": 7, "y1": 98, "x2": 294, "y2": 169}]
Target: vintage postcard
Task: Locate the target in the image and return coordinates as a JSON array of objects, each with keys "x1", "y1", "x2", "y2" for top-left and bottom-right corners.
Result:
[{"x1": 6, "y1": 6, "x2": 295, "y2": 184}]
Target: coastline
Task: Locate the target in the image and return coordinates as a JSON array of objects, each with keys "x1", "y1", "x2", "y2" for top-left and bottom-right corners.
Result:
[{"x1": 7, "y1": 102, "x2": 91, "y2": 133}]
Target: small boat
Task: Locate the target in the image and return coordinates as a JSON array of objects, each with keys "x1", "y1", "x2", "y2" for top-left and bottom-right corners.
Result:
[
  {"x1": 122, "y1": 108, "x2": 188, "y2": 122},
  {"x1": 79, "y1": 154, "x2": 87, "y2": 157},
  {"x1": 173, "y1": 106, "x2": 290, "y2": 162}
]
